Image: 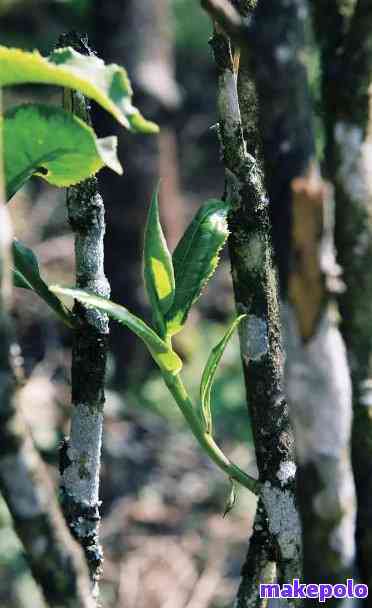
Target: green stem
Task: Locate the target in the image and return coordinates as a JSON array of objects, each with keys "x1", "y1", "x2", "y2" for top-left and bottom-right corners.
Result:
[{"x1": 163, "y1": 371, "x2": 260, "y2": 494}]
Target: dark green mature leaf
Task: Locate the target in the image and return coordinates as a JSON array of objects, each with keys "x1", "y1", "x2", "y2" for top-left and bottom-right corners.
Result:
[
  {"x1": 144, "y1": 185, "x2": 175, "y2": 336},
  {"x1": 4, "y1": 104, "x2": 122, "y2": 200},
  {"x1": 50, "y1": 286, "x2": 183, "y2": 374},
  {"x1": 12, "y1": 240, "x2": 74, "y2": 327},
  {"x1": 200, "y1": 315, "x2": 245, "y2": 433},
  {"x1": 0, "y1": 45, "x2": 158, "y2": 133},
  {"x1": 165, "y1": 199, "x2": 229, "y2": 336}
]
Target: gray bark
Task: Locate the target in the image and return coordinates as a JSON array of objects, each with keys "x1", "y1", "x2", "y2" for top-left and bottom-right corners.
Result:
[
  {"x1": 313, "y1": 0, "x2": 372, "y2": 588},
  {"x1": 247, "y1": 0, "x2": 356, "y2": 592},
  {"x1": 202, "y1": 0, "x2": 357, "y2": 595},
  {"x1": 58, "y1": 33, "x2": 109, "y2": 593},
  {"x1": 209, "y1": 21, "x2": 301, "y2": 607}
]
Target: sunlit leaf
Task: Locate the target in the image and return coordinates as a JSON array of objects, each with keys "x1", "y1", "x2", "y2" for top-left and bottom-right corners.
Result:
[
  {"x1": 200, "y1": 315, "x2": 245, "y2": 433},
  {"x1": 12, "y1": 240, "x2": 74, "y2": 327},
  {"x1": 144, "y1": 184, "x2": 175, "y2": 336},
  {"x1": 166, "y1": 199, "x2": 229, "y2": 336},
  {"x1": 50, "y1": 286, "x2": 183, "y2": 374},
  {"x1": 0, "y1": 45, "x2": 159, "y2": 133},
  {"x1": 4, "y1": 104, "x2": 122, "y2": 200}
]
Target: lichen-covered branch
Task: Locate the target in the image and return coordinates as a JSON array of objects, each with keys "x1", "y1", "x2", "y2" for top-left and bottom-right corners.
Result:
[
  {"x1": 243, "y1": 0, "x2": 356, "y2": 591},
  {"x1": 209, "y1": 20, "x2": 301, "y2": 606},
  {"x1": 58, "y1": 33, "x2": 109, "y2": 592},
  {"x1": 313, "y1": 0, "x2": 372, "y2": 589},
  {"x1": 235, "y1": 499, "x2": 276, "y2": 608},
  {"x1": 0, "y1": 92, "x2": 94, "y2": 608}
]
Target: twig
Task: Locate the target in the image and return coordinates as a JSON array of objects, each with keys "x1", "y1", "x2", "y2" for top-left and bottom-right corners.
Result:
[
  {"x1": 0, "y1": 92, "x2": 94, "y2": 608},
  {"x1": 58, "y1": 33, "x2": 110, "y2": 593}
]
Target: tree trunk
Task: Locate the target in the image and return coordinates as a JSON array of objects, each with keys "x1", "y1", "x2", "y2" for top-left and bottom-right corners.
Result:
[
  {"x1": 201, "y1": 0, "x2": 357, "y2": 594},
  {"x1": 248, "y1": 0, "x2": 356, "y2": 591},
  {"x1": 209, "y1": 18, "x2": 301, "y2": 606},
  {"x1": 313, "y1": 0, "x2": 372, "y2": 589}
]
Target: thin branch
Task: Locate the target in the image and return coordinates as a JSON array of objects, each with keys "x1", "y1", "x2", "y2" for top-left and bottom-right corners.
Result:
[
  {"x1": 57, "y1": 33, "x2": 110, "y2": 594},
  {"x1": 0, "y1": 91, "x2": 93, "y2": 608}
]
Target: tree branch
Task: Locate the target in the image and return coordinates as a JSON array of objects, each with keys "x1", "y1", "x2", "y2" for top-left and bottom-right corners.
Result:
[
  {"x1": 209, "y1": 21, "x2": 301, "y2": 606},
  {"x1": 57, "y1": 33, "x2": 110, "y2": 595},
  {"x1": 0, "y1": 90, "x2": 93, "y2": 608}
]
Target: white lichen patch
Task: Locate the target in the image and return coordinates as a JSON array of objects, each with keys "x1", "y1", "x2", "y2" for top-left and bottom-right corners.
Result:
[
  {"x1": 283, "y1": 305, "x2": 352, "y2": 464},
  {"x1": 262, "y1": 482, "x2": 301, "y2": 561},
  {"x1": 335, "y1": 121, "x2": 372, "y2": 207},
  {"x1": 277, "y1": 460, "x2": 297, "y2": 486},
  {"x1": 62, "y1": 403, "x2": 103, "y2": 506},
  {"x1": 240, "y1": 314, "x2": 269, "y2": 362},
  {"x1": 241, "y1": 233, "x2": 265, "y2": 273}
]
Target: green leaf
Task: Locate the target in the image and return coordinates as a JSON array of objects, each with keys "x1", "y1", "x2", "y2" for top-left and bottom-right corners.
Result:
[
  {"x1": 3, "y1": 104, "x2": 122, "y2": 200},
  {"x1": 165, "y1": 199, "x2": 229, "y2": 336},
  {"x1": 0, "y1": 45, "x2": 159, "y2": 134},
  {"x1": 50, "y1": 286, "x2": 183, "y2": 375},
  {"x1": 144, "y1": 184, "x2": 175, "y2": 336},
  {"x1": 200, "y1": 315, "x2": 245, "y2": 433},
  {"x1": 12, "y1": 240, "x2": 74, "y2": 327},
  {"x1": 223, "y1": 478, "x2": 237, "y2": 518}
]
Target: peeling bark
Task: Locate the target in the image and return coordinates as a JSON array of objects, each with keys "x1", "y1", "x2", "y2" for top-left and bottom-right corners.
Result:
[
  {"x1": 58, "y1": 33, "x2": 109, "y2": 592},
  {"x1": 0, "y1": 93, "x2": 93, "y2": 608},
  {"x1": 313, "y1": 0, "x2": 372, "y2": 588},
  {"x1": 209, "y1": 20, "x2": 301, "y2": 606}
]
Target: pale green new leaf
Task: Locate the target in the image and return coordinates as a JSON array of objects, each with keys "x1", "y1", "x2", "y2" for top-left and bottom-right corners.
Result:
[
  {"x1": 50, "y1": 286, "x2": 182, "y2": 374},
  {"x1": 200, "y1": 315, "x2": 245, "y2": 433},
  {"x1": 4, "y1": 104, "x2": 122, "y2": 200},
  {"x1": 166, "y1": 199, "x2": 229, "y2": 336},
  {"x1": 0, "y1": 45, "x2": 159, "y2": 133},
  {"x1": 12, "y1": 240, "x2": 74, "y2": 327},
  {"x1": 144, "y1": 185, "x2": 175, "y2": 337},
  {"x1": 223, "y1": 478, "x2": 237, "y2": 518}
]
